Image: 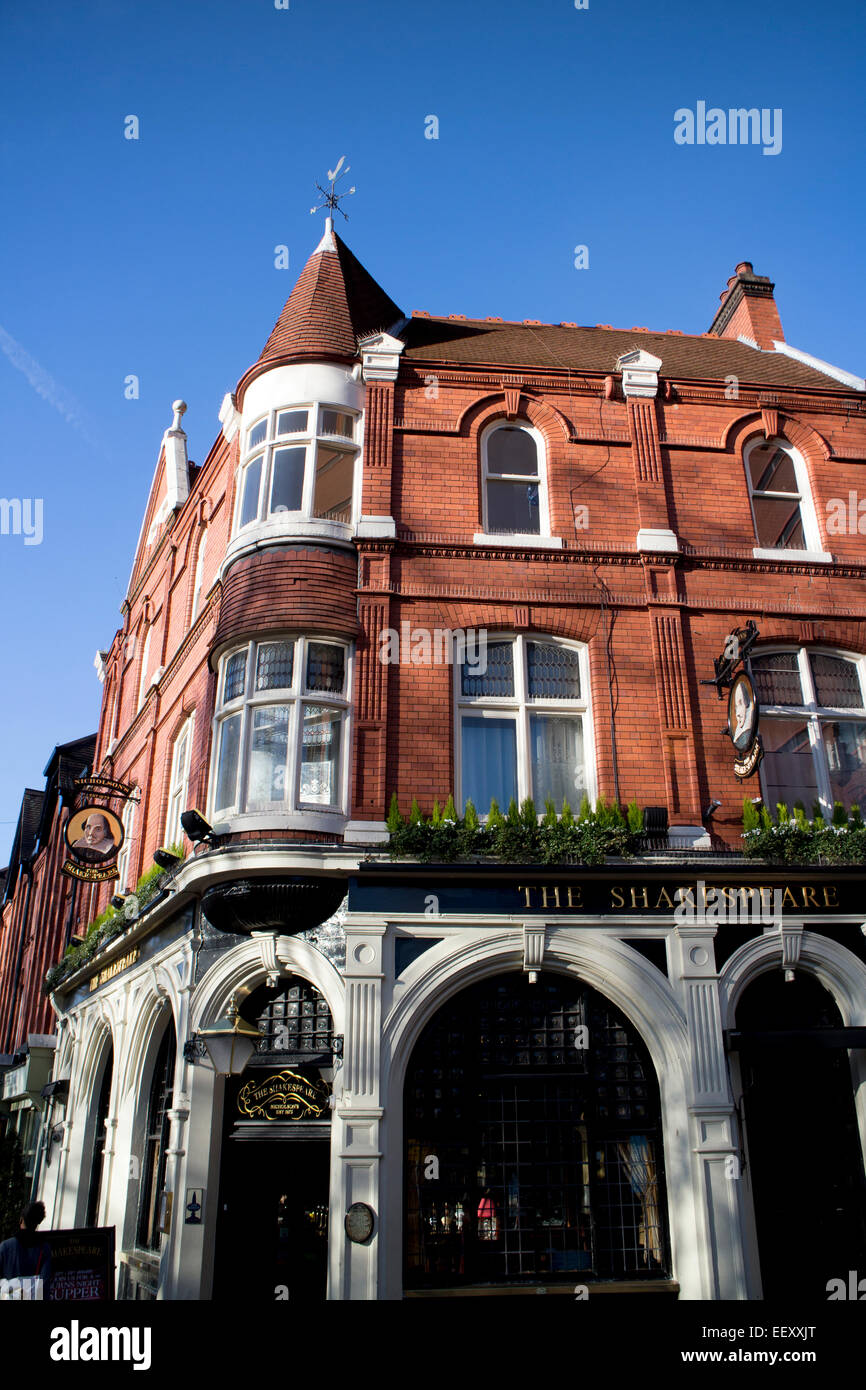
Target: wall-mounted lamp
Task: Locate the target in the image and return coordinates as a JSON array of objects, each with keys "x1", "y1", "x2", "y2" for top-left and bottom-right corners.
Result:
[
  {"x1": 198, "y1": 995, "x2": 261, "y2": 1075},
  {"x1": 110, "y1": 894, "x2": 126, "y2": 911},
  {"x1": 180, "y1": 809, "x2": 218, "y2": 845},
  {"x1": 153, "y1": 848, "x2": 184, "y2": 870}
]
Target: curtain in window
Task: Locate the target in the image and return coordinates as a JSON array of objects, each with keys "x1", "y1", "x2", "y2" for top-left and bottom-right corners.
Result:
[
  {"x1": 248, "y1": 706, "x2": 289, "y2": 808},
  {"x1": 461, "y1": 717, "x2": 517, "y2": 810},
  {"x1": 530, "y1": 714, "x2": 584, "y2": 807},
  {"x1": 615, "y1": 1135, "x2": 662, "y2": 1267}
]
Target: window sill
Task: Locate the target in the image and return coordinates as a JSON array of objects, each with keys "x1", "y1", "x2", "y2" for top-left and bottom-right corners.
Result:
[
  {"x1": 223, "y1": 517, "x2": 355, "y2": 572},
  {"x1": 752, "y1": 547, "x2": 833, "y2": 564},
  {"x1": 473, "y1": 533, "x2": 563, "y2": 549},
  {"x1": 211, "y1": 810, "x2": 348, "y2": 835}
]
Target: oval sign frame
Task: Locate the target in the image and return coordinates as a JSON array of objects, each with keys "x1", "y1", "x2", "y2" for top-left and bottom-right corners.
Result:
[
  {"x1": 344, "y1": 1201, "x2": 375, "y2": 1244},
  {"x1": 727, "y1": 670, "x2": 759, "y2": 753}
]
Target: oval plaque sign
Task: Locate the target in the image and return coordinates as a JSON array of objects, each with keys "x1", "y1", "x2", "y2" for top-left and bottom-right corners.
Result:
[{"x1": 344, "y1": 1202, "x2": 375, "y2": 1244}]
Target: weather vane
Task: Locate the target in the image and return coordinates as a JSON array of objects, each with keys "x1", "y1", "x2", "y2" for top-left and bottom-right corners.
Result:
[{"x1": 310, "y1": 156, "x2": 356, "y2": 221}]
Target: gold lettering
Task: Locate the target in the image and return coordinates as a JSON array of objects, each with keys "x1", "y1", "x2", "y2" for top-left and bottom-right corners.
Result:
[
  {"x1": 519, "y1": 885, "x2": 535, "y2": 909},
  {"x1": 654, "y1": 887, "x2": 675, "y2": 910},
  {"x1": 566, "y1": 885, "x2": 583, "y2": 908},
  {"x1": 801, "y1": 886, "x2": 820, "y2": 908},
  {"x1": 782, "y1": 887, "x2": 798, "y2": 908},
  {"x1": 823, "y1": 885, "x2": 839, "y2": 907},
  {"x1": 540, "y1": 885, "x2": 561, "y2": 909},
  {"x1": 630, "y1": 887, "x2": 649, "y2": 909},
  {"x1": 610, "y1": 886, "x2": 625, "y2": 908}
]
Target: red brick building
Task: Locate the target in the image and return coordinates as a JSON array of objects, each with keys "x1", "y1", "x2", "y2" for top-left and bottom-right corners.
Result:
[
  {"x1": 31, "y1": 224, "x2": 866, "y2": 1301},
  {"x1": 0, "y1": 735, "x2": 96, "y2": 1195}
]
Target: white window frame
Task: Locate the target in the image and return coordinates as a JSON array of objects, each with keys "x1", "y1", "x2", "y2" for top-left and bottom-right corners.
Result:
[
  {"x1": 231, "y1": 403, "x2": 360, "y2": 538},
  {"x1": 744, "y1": 436, "x2": 831, "y2": 562},
  {"x1": 116, "y1": 790, "x2": 138, "y2": 892},
  {"x1": 454, "y1": 633, "x2": 595, "y2": 814},
  {"x1": 137, "y1": 627, "x2": 153, "y2": 712},
  {"x1": 165, "y1": 718, "x2": 194, "y2": 848},
  {"x1": 189, "y1": 531, "x2": 207, "y2": 624},
  {"x1": 749, "y1": 645, "x2": 866, "y2": 815},
  {"x1": 474, "y1": 421, "x2": 560, "y2": 548},
  {"x1": 209, "y1": 635, "x2": 352, "y2": 823}
]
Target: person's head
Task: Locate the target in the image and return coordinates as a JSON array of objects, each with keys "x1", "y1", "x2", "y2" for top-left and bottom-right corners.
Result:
[
  {"x1": 82, "y1": 813, "x2": 110, "y2": 846},
  {"x1": 19, "y1": 1201, "x2": 45, "y2": 1232},
  {"x1": 734, "y1": 683, "x2": 748, "y2": 724}
]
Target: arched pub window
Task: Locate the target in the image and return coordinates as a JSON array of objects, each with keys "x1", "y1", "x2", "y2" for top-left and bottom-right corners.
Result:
[
  {"x1": 405, "y1": 972, "x2": 668, "y2": 1290},
  {"x1": 245, "y1": 977, "x2": 334, "y2": 1061},
  {"x1": 86, "y1": 1044, "x2": 113, "y2": 1228},
  {"x1": 137, "y1": 1026, "x2": 176, "y2": 1251}
]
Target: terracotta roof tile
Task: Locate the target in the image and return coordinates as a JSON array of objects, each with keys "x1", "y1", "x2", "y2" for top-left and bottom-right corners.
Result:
[
  {"x1": 256, "y1": 223, "x2": 403, "y2": 368},
  {"x1": 399, "y1": 317, "x2": 850, "y2": 391}
]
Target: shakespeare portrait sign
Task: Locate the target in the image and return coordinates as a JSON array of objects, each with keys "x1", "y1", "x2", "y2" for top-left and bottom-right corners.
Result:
[{"x1": 61, "y1": 776, "x2": 138, "y2": 883}]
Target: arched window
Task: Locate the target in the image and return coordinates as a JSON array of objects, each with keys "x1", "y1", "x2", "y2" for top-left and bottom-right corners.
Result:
[
  {"x1": 137, "y1": 627, "x2": 152, "y2": 711},
  {"x1": 749, "y1": 647, "x2": 866, "y2": 814},
  {"x1": 115, "y1": 790, "x2": 138, "y2": 892},
  {"x1": 189, "y1": 531, "x2": 207, "y2": 624},
  {"x1": 86, "y1": 1043, "x2": 113, "y2": 1227},
  {"x1": 745, "y1": 436, "x2": 822, "y2": 557},
  {"x1": 456, "y1": 634, "x2": 592, "y2": 812},
  {"x1": 211, "y1": 637, "x2": 350, "y2": 817},
  {"x1": 405, "y1": 972, "x2": 668, "y2": 1289},
  {"x1": 233, "y1": 405, "x2": 358, "y2": 536},
  {"x1": 137, "y1": 1025, "x2": 176, "y2": 1252},
  {"x1": 243, "y1": 976, "x2": 334, "y2": 1061},
  {"x1": 165, "y1": 721, "x2": 194, "y2": 847},
  {"x1": 480, "y1": 423, "x2": 548, "y2": 538}
]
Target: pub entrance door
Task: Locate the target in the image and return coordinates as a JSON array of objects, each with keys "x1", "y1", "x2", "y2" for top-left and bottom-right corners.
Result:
[
  {"x1": 214, "y1": 1133, "x2": 330, "y2": 1302},
  {"x1": 732, "y1": 971, "x2": 866, "y2": 1299}
]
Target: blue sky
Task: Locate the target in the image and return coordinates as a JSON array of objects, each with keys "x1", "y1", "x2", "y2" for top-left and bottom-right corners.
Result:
[{"x1": 0, "y1": 0, "x2": 863, "y2": 862}]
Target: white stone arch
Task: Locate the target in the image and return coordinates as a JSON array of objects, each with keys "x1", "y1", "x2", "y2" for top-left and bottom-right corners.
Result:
[
  {"x1": 718, "y1": 929, "x2": 866, "y2": 1298},
  {"x1": 377, "y1": 927, "x2": 696, "y2": 1298},
  {"x1": 189, "y1": 934, "x2": 346, "y2": 1036},
  {"x1": 119, "y1": 967, "x2": 179, "y2": 1099},
  {"x1": 383, "y1": 929, "x2": 689, "y2": 1100},
  {"x1": 72, "y1": 1004, "x2": 115, "y2": 1118},
  {"x1": 719, "y1": 930, "x2": 866, "y2": 1030}
]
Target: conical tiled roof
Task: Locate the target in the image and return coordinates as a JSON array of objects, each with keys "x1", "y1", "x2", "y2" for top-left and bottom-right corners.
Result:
[{"x1": 249, "y1": 220, "x2": 403, "y2": 380}]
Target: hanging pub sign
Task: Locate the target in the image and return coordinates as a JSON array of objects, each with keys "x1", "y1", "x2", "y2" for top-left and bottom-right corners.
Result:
[
  {"x1": 728, "y1": 671, "x2": 763, "y2": 779},
  {"x1": 61, "y1": 776, "x2": 137, "y2": 883},
  {"x1": 701, "y1": 621, "x2": 763, "y2": 781},
  {"x1": 237, "y1": 1069, "x2": 330, "y2": 1122}
]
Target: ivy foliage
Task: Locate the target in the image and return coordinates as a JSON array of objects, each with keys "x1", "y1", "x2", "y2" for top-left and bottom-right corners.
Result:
[
  {"x1": 742, "y1": 799, "x2": 866, "y2": 864},
  {"x1": 386, "y1": 796, "x2": 634, "y2": 865},
  {"x1": 43, "y1": 844, "x2": 186, "y2": 995}
]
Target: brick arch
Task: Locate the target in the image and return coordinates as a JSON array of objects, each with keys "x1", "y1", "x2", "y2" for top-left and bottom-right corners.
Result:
[
  {"x1": 431, "y1": 603, "x2": 602, "y2": 644},
  {"x1": 754, "y1": 619, "x2": 866, "y2": 653},
  {"x1": 721, "y1": 410, "x2": 831, "y2": 462},
  {"x1": 457, "y1": 391, "x2": 573, "y2": 445}
]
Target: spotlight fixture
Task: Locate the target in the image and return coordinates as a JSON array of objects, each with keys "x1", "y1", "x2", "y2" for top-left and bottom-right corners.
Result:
[
  {"x1": 703, "y1": 799, "x2": 722, "y2": 822},
  {"x1": 180, "y1": 808, "x2": 214, "y2": 844},
  {"x1": 111, "y1": 894, "x2": 126, "y2": 911},
  {"x1": 153, "y1": 848, "x2": 184, "y2": 870}
]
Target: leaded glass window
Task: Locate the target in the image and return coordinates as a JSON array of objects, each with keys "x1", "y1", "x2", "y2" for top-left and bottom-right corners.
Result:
[
  {"x1": 457, "y1": 635, "x2": 591, "y2": 813},
  {"x1": 405, "y1": 973, "x2": 668, "y2": 1289}
]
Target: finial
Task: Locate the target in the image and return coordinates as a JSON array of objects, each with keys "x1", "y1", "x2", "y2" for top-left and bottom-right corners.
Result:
[
  {"x1": 170, "y1": 400, "x2": 187, "y2": 432},
  {"x1": 310, "y1": 155, "x2": 356, "y2": 222}
]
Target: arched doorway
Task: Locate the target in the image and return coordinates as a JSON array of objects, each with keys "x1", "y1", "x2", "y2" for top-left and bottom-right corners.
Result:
[
  {"x1": 214, "y1": 976, "x2": 334, "y2": 1302},
  {"x1": 85, "y1": 1041, "x2": 113, "y2": 1228},
  {"x1": 731, "y1": 970, "x2": 866, "y2": 1298},
  {"x1": 404, "y1": 971, "x2": 670, "y2": 1292}
]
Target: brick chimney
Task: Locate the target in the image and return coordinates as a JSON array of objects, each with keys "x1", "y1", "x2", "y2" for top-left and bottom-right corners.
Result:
[{"x1": 707, "y1": 261, "x2": 784, "y2": 350}]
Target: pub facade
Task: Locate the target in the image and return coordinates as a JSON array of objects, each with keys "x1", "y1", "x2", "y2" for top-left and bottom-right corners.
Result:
[{"x1": 33, "y1": 222, "x2": 866, "y2": 1299}]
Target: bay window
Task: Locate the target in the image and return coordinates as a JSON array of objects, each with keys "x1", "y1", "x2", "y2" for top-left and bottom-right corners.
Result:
[
  {"x1": 233, "y1": 404, "x2": 358, "y2": 536},
  {"x1": 749, "y1": 648, "x2": 866, "y2": 813},
  {"x1": 211, "y1": 636, "x2": 350, "y2": 817},
  {"x1": 456, "y1": 635, "x2": 592, "y2": 812}
]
